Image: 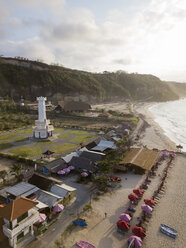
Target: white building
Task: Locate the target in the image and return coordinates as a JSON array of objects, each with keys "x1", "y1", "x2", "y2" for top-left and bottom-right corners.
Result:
[
  {"x1": 32, "y1": 96, "x2": 54, "y2": 139},
  {"x1": 0, "y1": 196, "x2": 39, "y2": 248}
]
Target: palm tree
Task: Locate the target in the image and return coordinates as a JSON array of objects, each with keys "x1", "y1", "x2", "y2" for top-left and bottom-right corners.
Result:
[
  {"x1": 10, "y1": 163, "x2": 23, "y2": 181},
  {"x1": 0, "y1": 170, "x2": 8, "y2": 184}
]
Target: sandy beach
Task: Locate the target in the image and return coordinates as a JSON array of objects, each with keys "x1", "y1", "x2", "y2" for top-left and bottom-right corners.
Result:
[
  {"x1": 133, "y1": 102, "x2": 177, "y2": 151},
  {"x1": 51, "y1": 101, "x2": 186, "y2": 248}
]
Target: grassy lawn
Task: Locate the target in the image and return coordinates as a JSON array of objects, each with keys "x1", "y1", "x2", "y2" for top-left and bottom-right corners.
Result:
[
  {"x1": 14, "y1": 137, "x2": 29, "y2": 143},
  {"x1": 16, "y1": 128, "x2": 32, "y2": 134},
  {"x1": 51, "y1": 143, "x2": 78, "y2": 154},
  {"x1": 0, "y1": 134, "x2": 17, "y2": 140},
  {"x1": 0, "y1": 142, "x2": 14, "y2": 150},
  {"x1": 67, "y1": 130, "x2": 90, "y2": 135},
  {"x1": 36, "y1": 141, "x2": 53, "y2": 146},
  {"x1": 9, "y1": 146, "x2": 43, "y2": 157},
  {"x1": 58, "y1": 134, "x2": 70, "y2": 139},
  {"x1": 71, "y1": 135, "x2": 95, "y2": 144},
  {"x1": 54, "y1": 128, "x2": 65, "y2": 132}
]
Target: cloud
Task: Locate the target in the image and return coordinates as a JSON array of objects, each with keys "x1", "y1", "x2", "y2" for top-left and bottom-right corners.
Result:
[
  {"x1": 0, "y1": 3, "x2": 10, "y2": 38},
  {"x1": 0, "y1": 38, "x2": 55, "y2": 63},
  {"x1": 113, "y1": 58, "x2": 132, "y2": 65},
  {"x1": 1, "y1": 0, "x2": 186, "y2": 80},
  {"x1": 10, "y1": 0, "x2": 66, "y2": 9}
]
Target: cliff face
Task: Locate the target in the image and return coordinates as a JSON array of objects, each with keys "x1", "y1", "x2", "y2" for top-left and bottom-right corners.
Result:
[{"x1": 0, "y1": 57, "x2": 180, "y2": 102}]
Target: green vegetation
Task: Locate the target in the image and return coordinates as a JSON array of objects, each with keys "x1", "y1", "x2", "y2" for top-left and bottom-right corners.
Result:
[
  {"x1": 54, "y1": 128, "x2": 65, "y2": 132},
  {"x1": 0, "y1": 134, "x2": 16, "y2": 140},
  {"x1": 51, "y1": 143, "x2": 78, "y2": 154},
  {"x1": 0, "y1": 170, "x2": 8, "y2": 184},
  {"x1": 16, "y1": 128, "x2": 32, "y2": 134},
  {"x1": 0, "y1": 102, "x2": 33, "y2": 131},
  {"x1": 9, "y1": 146, "x2": 42, "y2": 157},
  {"x1": 0, "y1": 57, "x2": 180, "y2": 104},
  {"x1": 0, "y1": 142, "x2": 14, "y2": 150},
  {"x1": 10, "y1": 163, "x2": 23, "y2": 181},
  {"x1": 67, "y1": 130, "x2": 90, "y2": 135},
  {"x1": 93, "y1": 175, "x2": 108, "y2": 191},
  {"x1": 14, "y1": 137, "x2": 28, "y2": 142},
  {"x1": 83, "y1": 202, "x2": 92, "y2": 211},
  {"x1": 72, "y1": 135, "x2": 95, "y2": 144},
  {"x1": 58, "y1": 134, "x2": 70, "y2": 139}
]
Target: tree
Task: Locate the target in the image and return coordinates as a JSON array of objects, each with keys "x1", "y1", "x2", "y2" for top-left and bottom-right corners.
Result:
[
  {"x1": 97, "y1": 160, "x2": 113, "y2": 174},
  {"x1": 0, "y1": 170, "x2": 8, "y2": 184},
  {"x1": 93, "y1": 175, "x2": 108, "y2": 190},
  {"x1": 10, "y1": 163, "x2": 23, "y2": 181}
]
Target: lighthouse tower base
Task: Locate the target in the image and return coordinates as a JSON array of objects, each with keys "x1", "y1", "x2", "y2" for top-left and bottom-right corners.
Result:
[
  {"x1": 33, "y1": 120, "x2": 54, "y2": 139},
  {"x1": 32, "y1": 96, "x2": 54, "y2": 139}
]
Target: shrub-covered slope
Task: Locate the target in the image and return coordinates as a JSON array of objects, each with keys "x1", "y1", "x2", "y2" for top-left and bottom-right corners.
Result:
[{"x1": 0, "y1": 57, "x2": 180, "y2": 102}]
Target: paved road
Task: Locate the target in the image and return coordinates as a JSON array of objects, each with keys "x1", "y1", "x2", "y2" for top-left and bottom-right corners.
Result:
[{"x1": 28, "y1": 176, "x2": 96, "y2": 248}]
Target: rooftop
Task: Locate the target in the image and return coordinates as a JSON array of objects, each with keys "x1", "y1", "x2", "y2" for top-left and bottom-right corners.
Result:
[
  {"x1": 79, "y1": 150, "x2": 105, "y2": 163},
  {"x1": 120, "y1": 148, "x2": 161, "y2": 171},
  {"x1": 43, "y1": 158, "x2": 66, "y2": 173},
  {"x1": 69, "y1": 156, "x2": 95, "y2": 172},
  {"x1": 59, "y1": 101, "x2": 91, "y2": 111},
  {"x1": 91, "y1": 139, "x2": 117, "y2": 152},
  {"x1": 28, "y1": 174, "x2": 54, "y2": 191},
  {"x1": 0, "y1": 196, "x2": 37, "y2": 221},
  {"x1": 6, "y1": 182, "x2": 39, "y2": 198},
  {"x1": 50, "y1": 185, "x2": 69, "y2": 198},
  {"x1": 34, "y1": 190, "x2": 62, "y2": 208}
]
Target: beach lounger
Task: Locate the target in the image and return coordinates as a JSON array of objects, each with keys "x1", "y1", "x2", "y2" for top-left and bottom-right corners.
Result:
[
  {"x1": 76, "y1": 240, "x2": 96, "y2": 248},
  {"x1": 146, "y1": 213, "x2": 152, "y2": 218},
  {"x1": 128, "y1": 207, "x2": 136, "y2": 212},
  {"x1": 117, "y1": 228, "x2": 126, "y2": 234},
  {"x1": 73, "y1": 220, "x2": 88, "y2": 226}
]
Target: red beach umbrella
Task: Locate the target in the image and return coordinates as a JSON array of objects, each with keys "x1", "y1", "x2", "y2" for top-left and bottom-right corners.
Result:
[
  {"x1": 144, "y1": 199, "x2": 155, "y2": 207},
  {"x1": 133, "y1": 189, "x2": 143, "y2": 196},
  {"x1": 117, "y1": 220, "x2": 130, "y2": 231},
  {"x1": 132, "y1": 226, "x2": 146, "y2": 239},
  {"x1": 128, "y1": 193, "x2": 139, "y2": 201}
]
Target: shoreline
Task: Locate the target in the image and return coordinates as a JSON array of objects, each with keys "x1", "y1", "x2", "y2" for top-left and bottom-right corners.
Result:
[
  {"x1": 50, "y1": 101, "x2": 185, "y2": 248},
  {"x1": 133, "y1": 102, "x2": 177, "y2": 151}
]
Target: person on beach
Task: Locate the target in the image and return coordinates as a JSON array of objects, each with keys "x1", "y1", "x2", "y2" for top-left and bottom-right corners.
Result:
[{"x1": 104, "y1": 212, "x2": 107, "y2": 218}]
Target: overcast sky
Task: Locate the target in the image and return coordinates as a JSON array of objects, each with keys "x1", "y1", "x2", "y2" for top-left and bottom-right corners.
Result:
[{"x1": 1, "y1": 0, "x2": 186, "y2": 81}]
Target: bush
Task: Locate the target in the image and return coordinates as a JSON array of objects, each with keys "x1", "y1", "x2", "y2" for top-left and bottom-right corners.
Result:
[
  {"x1": 83, "y1": 202, "x2": 92, "y2": 211},
  {"x1": 93, "y1": 175, "x2": 108, "y2": 190}
]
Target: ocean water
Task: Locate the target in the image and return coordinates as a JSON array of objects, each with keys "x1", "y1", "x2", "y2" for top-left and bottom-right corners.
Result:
[{"x1": 149, "y1": 99, "x2": 186, "y2": 152}]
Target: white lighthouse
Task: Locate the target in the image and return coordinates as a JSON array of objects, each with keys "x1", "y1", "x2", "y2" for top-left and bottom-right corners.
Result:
[{"x1": 33, "y1": 97, "x2": 54, "y2": 139}]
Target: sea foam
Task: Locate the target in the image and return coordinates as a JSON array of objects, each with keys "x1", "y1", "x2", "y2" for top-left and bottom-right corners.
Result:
[{"x1": 149, "y1": 99, "x2": 186, "y2": 151}]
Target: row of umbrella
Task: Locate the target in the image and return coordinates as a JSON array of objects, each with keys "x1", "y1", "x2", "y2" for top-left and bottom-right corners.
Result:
[
  {"x1": 162, "y1": 149, "x2": 176, "y2": 157},
  {"x1": 134, "y1": 158, "x2": 173, "y2": 243},
  {"x1": 127, "y1": 153, "x2": 175, "y2": 247},
  {"x1": 126, "y1": 189, "x2": 153, "y2": 247},
  {"x1": 128, "y1": 188, "x2": 144, "y2": 202},
  {"x1": 117, "y1": 219, "x2": 145, "y2": 247},
  {"x1": 57, "y1": 166, "x2": 75, "y2": 175}
]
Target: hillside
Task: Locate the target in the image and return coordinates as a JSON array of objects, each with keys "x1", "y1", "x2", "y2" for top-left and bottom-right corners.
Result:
[
  {"x1": 0, "y1": 57, "x2": 181, "y2": 103},
  {"x1": 166, "y1": 81, "x2": 186, "y2": 98}
]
